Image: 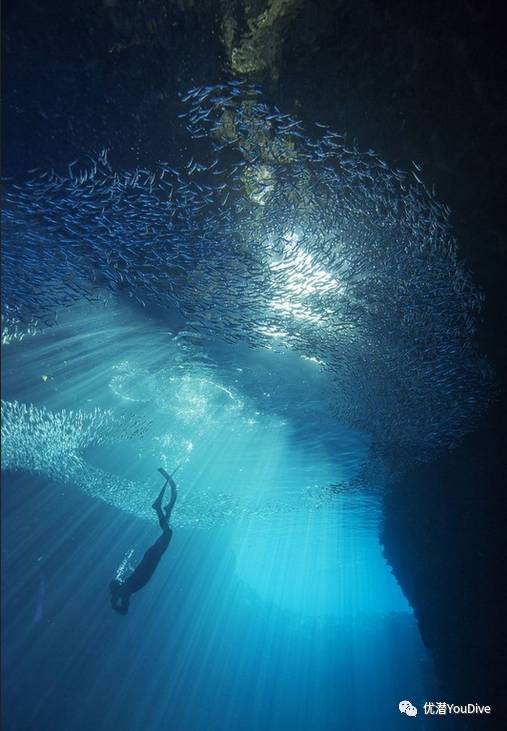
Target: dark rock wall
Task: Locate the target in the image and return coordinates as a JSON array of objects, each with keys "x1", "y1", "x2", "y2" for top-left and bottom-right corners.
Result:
[
  {"x1": 381, "y1": 398, "x2": 507, "y2": 710},
  {"x1": 280, "y1": 1, "x2": 507, "y2": 711}
]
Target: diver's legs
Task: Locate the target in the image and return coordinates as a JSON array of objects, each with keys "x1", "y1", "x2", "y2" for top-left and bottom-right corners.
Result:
[
  {"x1": 164, "y1": 478, "x2": 177, "y2": 522},
  {"x1": 152, "y1": 482, "x2": 170, "y2": 532},
  {"x1": 163, "y1": 504, "x2": 173, "y2": 526},
  {"x1": 155, "y1": 506, "x2": 169, "y2": 532},
  {"x1": 152, "y1": 481, "x2": 167, "y2": 510}
]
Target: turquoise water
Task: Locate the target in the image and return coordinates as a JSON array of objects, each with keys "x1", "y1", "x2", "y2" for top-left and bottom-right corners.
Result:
[{"x1": 2, "y1": 300, "x2": 437, "y2": 730}]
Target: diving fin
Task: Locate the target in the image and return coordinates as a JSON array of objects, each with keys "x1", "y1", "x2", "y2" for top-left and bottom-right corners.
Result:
[{"x1": 158, "y1": 468, "x2": 171, "y2": 481}]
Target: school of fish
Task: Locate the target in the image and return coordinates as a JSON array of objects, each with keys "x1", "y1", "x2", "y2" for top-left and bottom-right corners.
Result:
[
  {"x1": 1, "y1": 399, "x2": 356, "y2": 527},
  {"x1": 1, "y1": 81, "x2": 494, "y2": 456}
]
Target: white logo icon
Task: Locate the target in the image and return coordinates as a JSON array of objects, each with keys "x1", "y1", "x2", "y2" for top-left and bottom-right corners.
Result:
[{"x1": 399, "y1": 700, "x2": 418, "y2": 717}]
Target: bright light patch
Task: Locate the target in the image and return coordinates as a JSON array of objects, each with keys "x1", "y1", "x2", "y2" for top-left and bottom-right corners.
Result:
[
  {"x1": 301, "y1": 355, "x2": 326, "y2": 366},
  {"x1": 232, "y1": 508, "x2": 412, "y2": 617},
  {"x1": 268, "y1": 231, "x2": 343, "y2": 327}
]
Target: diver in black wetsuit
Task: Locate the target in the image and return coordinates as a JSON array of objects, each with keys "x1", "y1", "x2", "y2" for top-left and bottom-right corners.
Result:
[{"x1": 109, "y1": 470, "x2": 177, "y2": 615}]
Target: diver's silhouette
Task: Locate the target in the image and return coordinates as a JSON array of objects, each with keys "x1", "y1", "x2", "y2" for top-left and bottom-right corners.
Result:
[{"x1": 110, "y1": 469, "x2": 177, "y2": 615}]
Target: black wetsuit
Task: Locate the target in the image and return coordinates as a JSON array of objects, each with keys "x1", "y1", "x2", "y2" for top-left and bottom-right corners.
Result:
[
  {"x1": 110, "y1": 477, "x2": 176, "y2": 614},
  {"x1": 123, "y1": 529, "x2": 172, "y2": 594}
]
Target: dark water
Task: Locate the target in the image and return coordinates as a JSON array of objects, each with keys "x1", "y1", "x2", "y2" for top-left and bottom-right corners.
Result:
[{"x1": 2, "y1": 1, "x2": 503, "y2": 729}]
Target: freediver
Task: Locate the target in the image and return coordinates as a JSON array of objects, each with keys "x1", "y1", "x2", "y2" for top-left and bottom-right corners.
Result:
[{"x1": 109, "y1": 468, "x2": 177, "y2": 615}]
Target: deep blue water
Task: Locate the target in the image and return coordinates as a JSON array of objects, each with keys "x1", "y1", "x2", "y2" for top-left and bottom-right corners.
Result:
[{"x1": 2, "y1": 301, "x2": 439, "y2": 730}]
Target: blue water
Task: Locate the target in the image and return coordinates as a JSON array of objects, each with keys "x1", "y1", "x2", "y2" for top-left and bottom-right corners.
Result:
[{"x1": 1, "y1": 300, "x2": 439, "y2": 730}]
